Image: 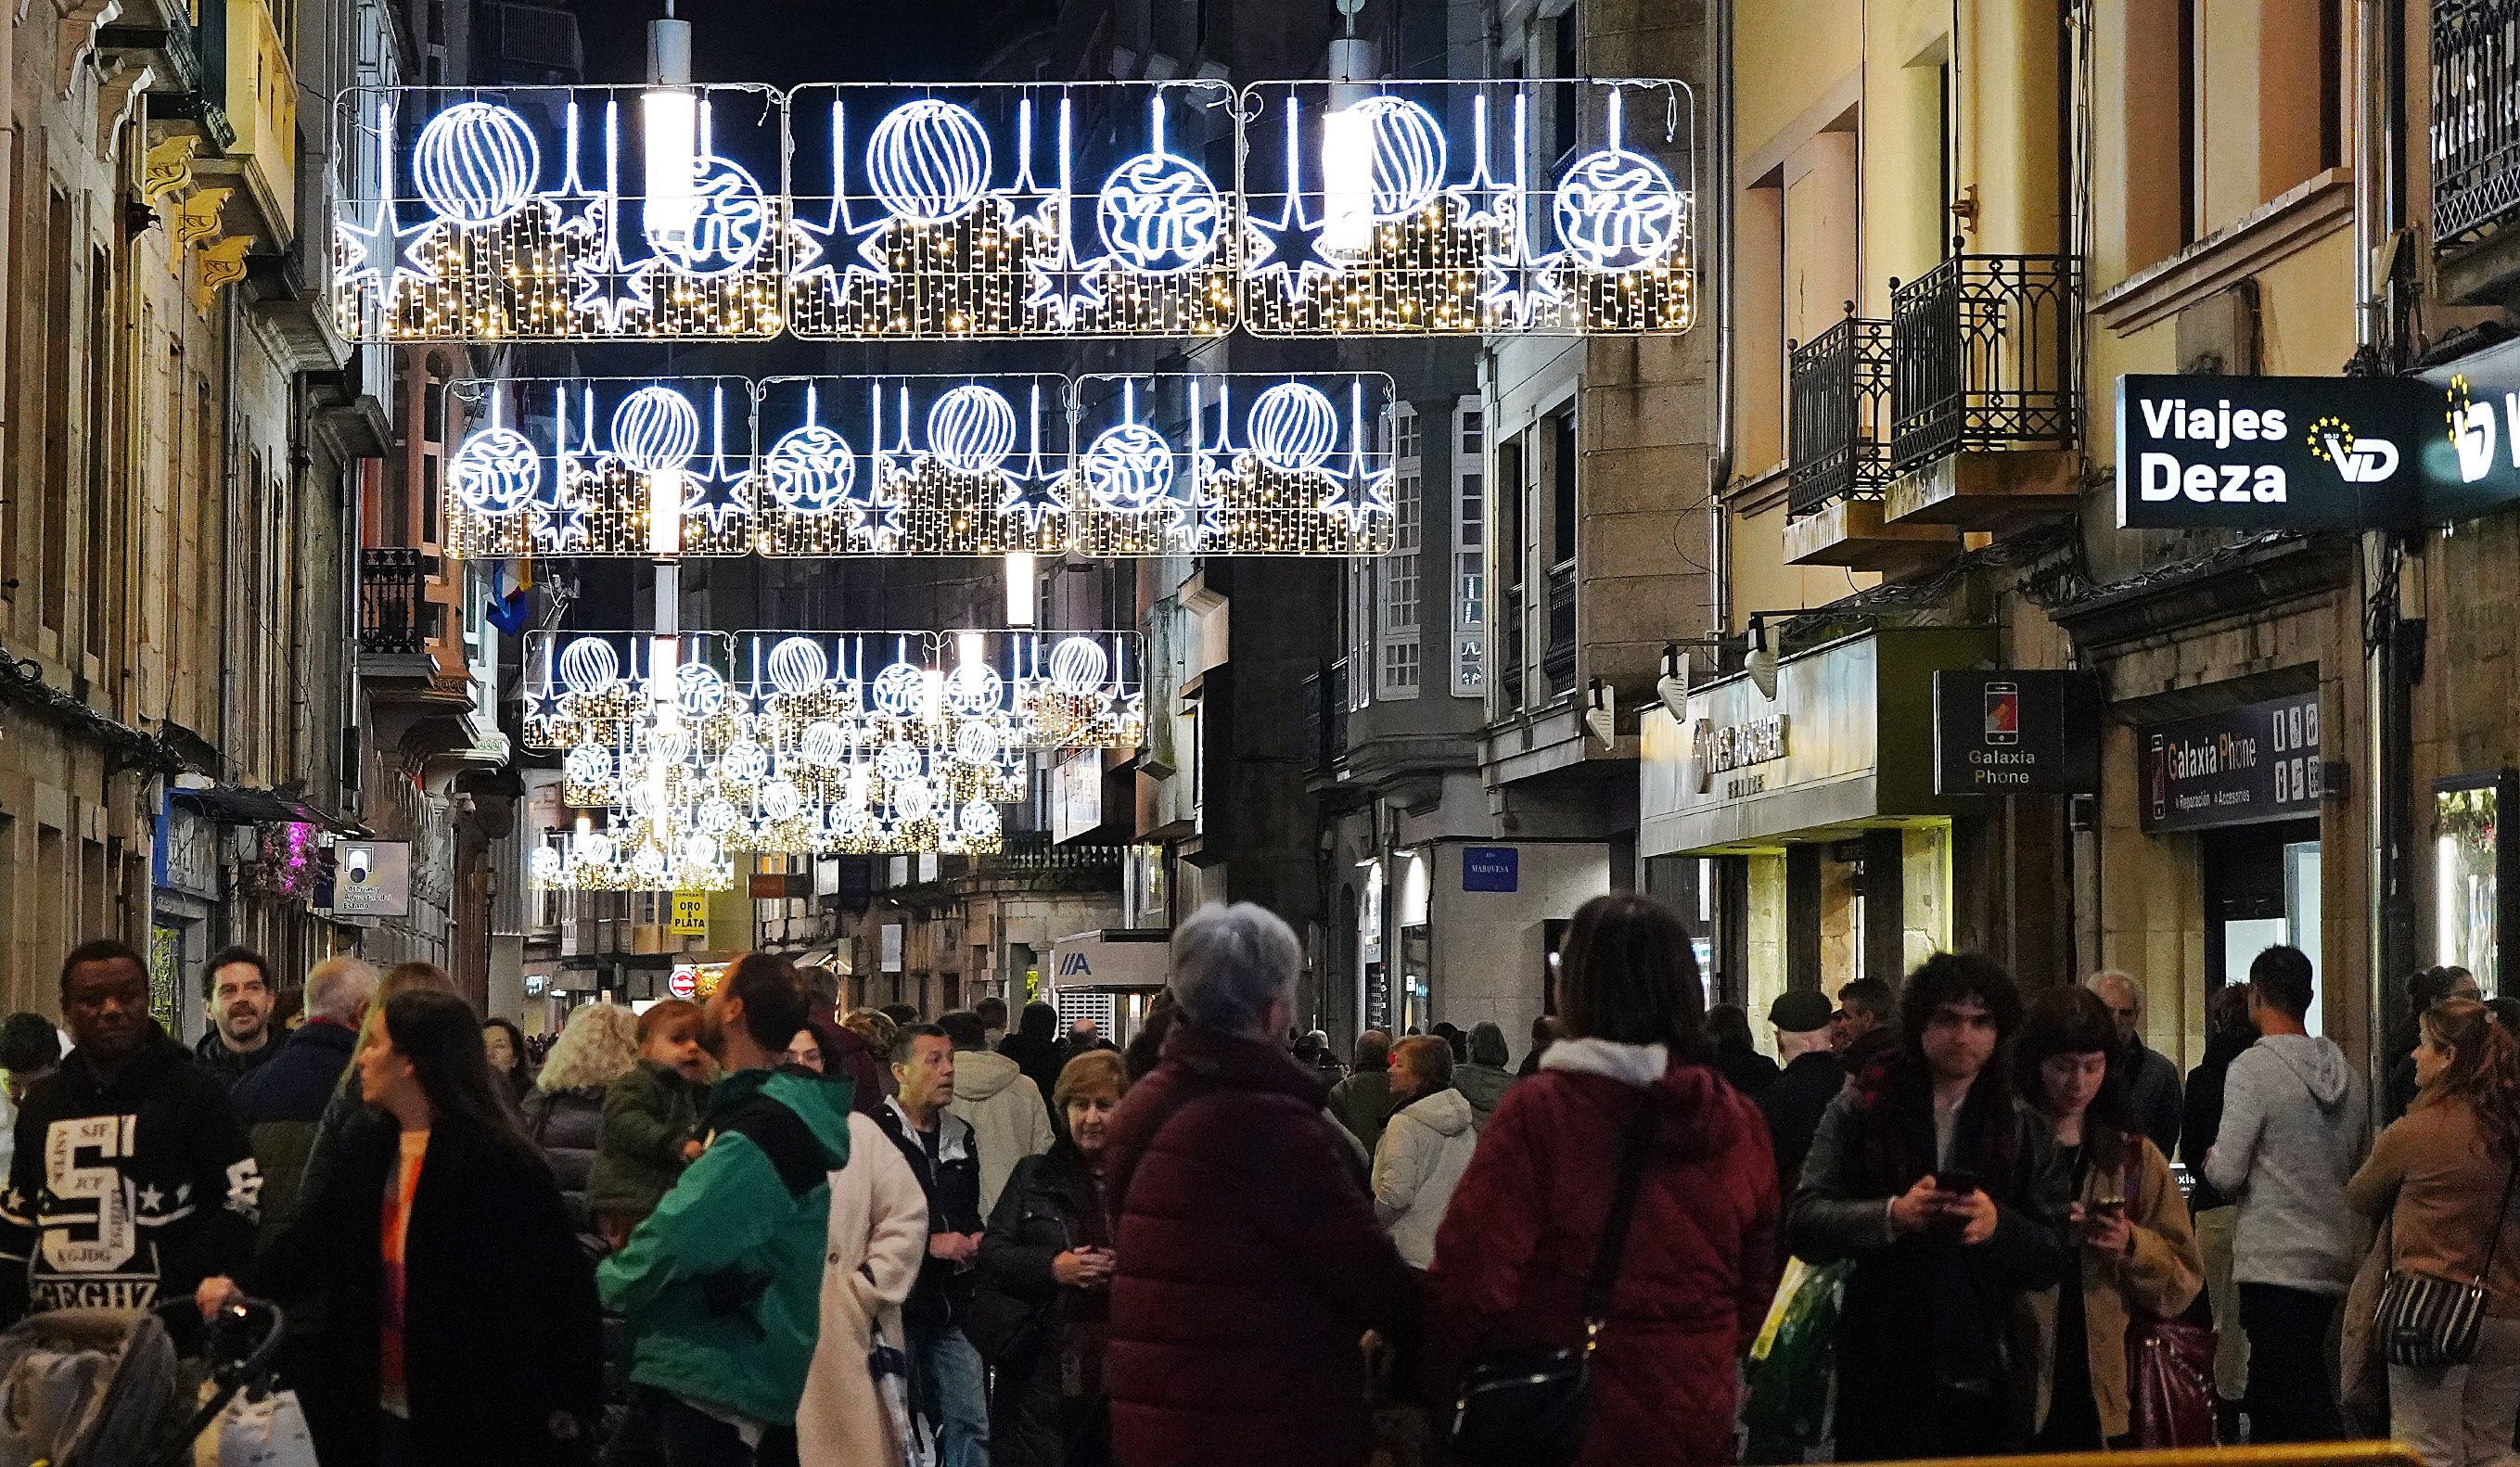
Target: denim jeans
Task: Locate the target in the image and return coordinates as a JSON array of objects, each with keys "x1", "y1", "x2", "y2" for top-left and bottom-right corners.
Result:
[
  {"x1": 912, "y1": 1324, "x2": 991, "y2": 1467},
  {"x1": 2239, "y1": 1282, "x2": 2345, "y2": 1442}
]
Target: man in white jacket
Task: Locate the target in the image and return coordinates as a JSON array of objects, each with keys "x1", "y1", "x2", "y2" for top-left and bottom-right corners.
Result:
[
  {"x1": 941, "y1": 1009, "x2": 1054, "y2": 1216},
  {"x1": 2203, "y1": 944, "x2": 2369, "y2": 1443},
  {"x1": 1373, "y1": 1035, "x2": 1480, "y2": 1269}
]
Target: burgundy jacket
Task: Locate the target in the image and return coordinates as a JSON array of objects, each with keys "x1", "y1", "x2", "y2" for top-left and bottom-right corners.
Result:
[
  {"x1": 808, "y1": 1011, "x2": 888, "y2": 1117},
  {"x1": 1426, "y1": 1050, "x2": 1781, "y2": 1466},
  {"x1": 1101, "y1": 1021, "x2": 1418, "y2": 1467}
]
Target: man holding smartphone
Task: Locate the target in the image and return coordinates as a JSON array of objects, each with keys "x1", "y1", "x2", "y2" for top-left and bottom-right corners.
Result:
[{"x1": 1790, "y1": 953, "x2": 2069, "y2": 1461}]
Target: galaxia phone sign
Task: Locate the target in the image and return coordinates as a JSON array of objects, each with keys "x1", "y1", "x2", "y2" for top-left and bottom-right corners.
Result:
[{"x1": 2115, "y1": 376, "x2": 2426, "y2": 530}]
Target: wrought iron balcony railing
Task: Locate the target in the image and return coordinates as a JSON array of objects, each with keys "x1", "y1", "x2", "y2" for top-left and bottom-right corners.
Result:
[
  {"x1": 1788, "y1": 309, "x2": 1894, "y2": 517},
  {"x1": 1302, "y1": 657, "x2": 1350, "y2": 766},
  {"x1": 1542, "y1": 566, "x2": 1577, "y2": 693},
  {"x1": 358, "y1": 548, "x2": 436, "y2": 656},
  {"x1": 1889, "y1": 252, "x2": 2081, "y2": 473},
  {"x1": 1501, "y1": 590, "x2": 1526, "y2": 707},
  {"x1": 2437, "y1": 1, "x2": 2520, "y2": 249}
]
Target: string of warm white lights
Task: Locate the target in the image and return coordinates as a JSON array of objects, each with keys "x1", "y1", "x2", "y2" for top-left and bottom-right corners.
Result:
[
  {"x1": 331, "y1": 78, "x2": 1694, "y2": 341},
  {"x1": 448, "y1": 371, "x2": 1400, "y2": 556}
]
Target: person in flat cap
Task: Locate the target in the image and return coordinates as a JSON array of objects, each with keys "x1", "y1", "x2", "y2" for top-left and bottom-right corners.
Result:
[{"x1": 1755, "y1": 989, "x2": 1846, "y2": 1190}]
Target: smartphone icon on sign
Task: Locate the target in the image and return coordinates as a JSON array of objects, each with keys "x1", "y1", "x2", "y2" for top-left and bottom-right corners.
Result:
[{"x1": 1984, "y1": 682, "x2": 2019, "y2": 745}]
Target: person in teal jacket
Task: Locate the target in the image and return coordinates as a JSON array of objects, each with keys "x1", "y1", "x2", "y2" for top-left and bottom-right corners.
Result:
[{"x1": 599, "y1": 953, "x2": 848, "y2": 1466}]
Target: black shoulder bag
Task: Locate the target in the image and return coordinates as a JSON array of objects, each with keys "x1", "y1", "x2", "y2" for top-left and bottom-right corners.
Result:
[
  {"x1": 2374, "y1": 1154, "x2": 2520, "y2": 1369},
  {"x1": 1447, "y1": 1095, "x2": 1659, "y2": 1467}
]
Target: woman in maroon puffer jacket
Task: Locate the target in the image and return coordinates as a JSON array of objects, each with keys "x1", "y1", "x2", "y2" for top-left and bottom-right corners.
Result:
[{"x1": 1426, "y1": 893, "x2": 1782, "y2": 1466}]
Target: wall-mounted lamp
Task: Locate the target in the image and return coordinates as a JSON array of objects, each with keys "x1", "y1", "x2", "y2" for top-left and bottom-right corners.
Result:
[{"x1": 1584, "y1": 677, "x2": 1617, "y2": 746}]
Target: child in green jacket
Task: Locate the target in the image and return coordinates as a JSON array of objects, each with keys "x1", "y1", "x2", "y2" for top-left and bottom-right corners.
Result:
[{"x1": 589, "y1": 998, "x2": 711, "y2": 1249}]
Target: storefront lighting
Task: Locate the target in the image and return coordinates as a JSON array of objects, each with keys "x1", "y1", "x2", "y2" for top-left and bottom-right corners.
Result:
[
  {"x1": 1585, "y1": 678, "x2": 1617, "y2": 746},
  {"x1": 1657, "y1": 641, "x2": 1692, "y2": 711},
  {"x1": 1746, "y1": 617, "x2": 1779, "y2": 700}
]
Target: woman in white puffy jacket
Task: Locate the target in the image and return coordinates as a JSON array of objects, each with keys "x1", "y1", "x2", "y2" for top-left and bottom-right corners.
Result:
[{"x1": 1373, "y1": 1035, "x2": 1483, "y2": 1269}]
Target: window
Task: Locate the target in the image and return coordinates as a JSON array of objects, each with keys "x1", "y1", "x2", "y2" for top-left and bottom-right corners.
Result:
[
  {"x1": 1378, "y1": 402, "x2": 1422, "y2": 699},
  {"x1": 41, "y1": 189, "x2": 71, "y2": 635},
  {"x1": 1348, "y1": 540, "x2": 1373, "y2": 712},
  {"x1": 84, "y1": 245, "x2": 113, "y2": 666},
  {"x1": 1551, "y1": 406, "x2": 1577, "y2": 568},
  {"x1": 1552, "y1": 12, "x2": 1580, "y2": 162},
  {"x1": 1452, "y1": 401, "x2": 1486, "y2": 697},
  {"x1": 1498, "y1": 432, "x2": 1527, "y2": 707}
]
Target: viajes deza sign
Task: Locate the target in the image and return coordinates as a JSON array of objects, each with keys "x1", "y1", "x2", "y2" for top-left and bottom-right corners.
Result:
[{"x1": 2115, "y1": 376, "x2": 2424, "y2": 530}]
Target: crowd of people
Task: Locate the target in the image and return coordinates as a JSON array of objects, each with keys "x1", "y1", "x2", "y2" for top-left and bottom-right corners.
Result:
[{"x1": 0, "y1": 915, "x2": 2509, "y2": 1465}]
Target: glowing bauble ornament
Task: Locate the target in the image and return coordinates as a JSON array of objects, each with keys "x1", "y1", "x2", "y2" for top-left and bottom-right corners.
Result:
[
  {"x1": 958, "y1": 800, "x2": 1001, "y2": 842},
  {"x1": 563, "y1": 746, "x2": 613, "y2": 787},
  {"x1": 1347, "y1": 97, "x2": 1447, "y2": 220},
  {"x1": 876, "y1": 740, "x2": 924, "y2": 784},
  {"x1": 871, "y1": 660, "x2": 927, "y2": 717},
  {"x1": 1096, "y1": 151, "x2": 1224, "y2": 275},
  {"x1": 700, "y1": 798, "x2": 739, "y2": 836},
  {"x1": 760, "y1": 425, "x2": 857, "y2": 515},
  {"x1": 529, "y1": 847, "x2": 563, "y2": 882},
  {"x1": 644, "y1": 154, "x2": 772, "y2": 277},
  {"x1": 450, "y1": 428, "x2": 542, "y2": 516},
  {"x1": 632, "y1": 847, "x2": 668, "y2": 883},
  {"x1": 892, "y1": 776, "x2": 935, "y2": 823},
  {"x1": 1079, "y1": 422, "x2": 1174, "y2": 511},
  {"x1": 557, "y1": 639, "x2": 620, "y2": 695},
  {"x1": 1552, "y1": 147, "x2": 1683, "y2": 273},
  {"x1": 681, "y1": 834, "x2": 720, "y2": 869},
  {"x1": 577, "y1": 831, "x2": 616, "y2": 866},
  {"x1": 943, "y1": 661, "x2": 1003, "y2": 717},
  {"x1": 765, "y1": 636, "x2": 829, "y2": 695},
  {"x1": 866, "y1": 99, "x2": 993, "y2": 224},
  {"x1": 953, "y1": 719, "x2": 1002, "y2": 766},
  {"x1": 1247, "y1": 383, "x2": 1342, "y2": 473},
  {"x1": 651, "y1": 726, "x2": 694, "y2": 768},
  {"x1": 673, "y1": 662, "x2": 728, "y2": 717},
  {"x1": 612, "y1": 388, "x2": 702, "y2": 475},
  {"x1": 412, "y1": 102, "x2": 541, "y2": 225},
  {"x1": 926, "y1": 386, "x2": 1018, "y2": 476},
  {"x1": 1047, "y1": 636, "x2": 1109, "y2": 695},
  {"x1": 799, "y1": 721, "x2": 849, "y2": 767},
  {"x1": 721, "y1": 740, "x2": 768, "y2": 785},
  {"x1": 761, "y1": 779, "x2": 803, "y2": 822}
]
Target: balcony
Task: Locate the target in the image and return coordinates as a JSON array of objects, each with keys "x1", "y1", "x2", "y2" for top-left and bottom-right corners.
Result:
[
  {"x1": 1881, "y1": 253, "x2": 2081, "y2": 529},
  {"x1": 1783, "y1": 308, "x2": 1958, "y2": 575},
  {"x1": 1501, "y1": 590, "x2": 1526, "y2": 707},
  {"x1": 1542, "y1": 566, "x2": 1577, "y2": 694},
  {"x1": 1302, "y1": 657, "x2": 1350, "y2": 769},
  {"x1": 358, "y1": 549, "x2": 435, "y2": 657},
  {"x1": 2436, "y1": 3, "x2": 2520, "y2": 300}
]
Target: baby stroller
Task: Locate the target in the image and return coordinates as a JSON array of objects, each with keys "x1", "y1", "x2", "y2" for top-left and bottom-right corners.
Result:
[{"x1": 0, "y1": 1297, "x2": 286, "y2": 1467}]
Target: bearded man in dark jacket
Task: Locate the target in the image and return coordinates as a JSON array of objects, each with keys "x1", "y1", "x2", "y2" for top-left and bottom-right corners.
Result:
[{"x1": 1789, "y1": 953, "x2": 2067, "y2": 1461}]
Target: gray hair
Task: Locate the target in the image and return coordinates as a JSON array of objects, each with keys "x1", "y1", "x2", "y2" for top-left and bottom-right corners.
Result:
[
  {"x1": 2087, "y1": 970, "x2": 2140, "y2": 1014},
  {"x1": 1467, "y1": 1020, "x2": 1509, "y2": 1067},
  {"x1": 1171, "y1": 902, "x2": 1301, "y2": 1038},
  {"x1": 303, "y1": 958, "x2": 377, "y2": 1027}
]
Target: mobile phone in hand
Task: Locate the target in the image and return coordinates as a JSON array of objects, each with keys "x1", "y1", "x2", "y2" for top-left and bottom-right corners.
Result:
[{"x1": 1931, "y1": 1168, "x2": 1983, "y2": 1197}]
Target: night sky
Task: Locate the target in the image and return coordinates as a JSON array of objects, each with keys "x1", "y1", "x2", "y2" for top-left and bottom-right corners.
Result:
[{"x1": 576, "y1": 0, "x2": 1049, "y2": 88}]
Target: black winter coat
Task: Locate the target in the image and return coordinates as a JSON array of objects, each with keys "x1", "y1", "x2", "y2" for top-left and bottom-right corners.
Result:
[
  {"x1": 255, "y1": 1114, "x2": 603, "y2": 1467},
  {"x1": 1755, "y1": 1049, "x2": 1846, "y2": 1188},
  {"x1": 976, "y1": 1142, "x2": 1112, "y2": 1467},
  {"x1": 524, "y1": 1085, "x2": 606, "y2": 1232}
]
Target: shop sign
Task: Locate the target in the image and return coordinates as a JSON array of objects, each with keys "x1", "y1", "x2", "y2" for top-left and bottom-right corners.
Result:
[
  {"x1": 2115, "y1": 376, "x2": 2427, "y2": 531},
  {"x1": 668, "y1": 968, "x2": 698, "y2": 1000},
  {"x1": 669, "y1": 891, "x2": 708, "y2": 936},
  {"x1": 2140, "y1": 693, "x2": 2324, "y2": 833},
  {"x1": 1688, "y1": 713, "x2": 1790, "y2": 796},
  {"x1": 1049, "y1": 930, "x2": 1168, "y2": 989},
  {"x1": 1462, "y1": 846, "x2": 1518, "y2": 892},
  {"x1": 153, "y1": 801, "x2": 220, "y2": 900},
  {"x1": 1930, "y1": 671, "x2": 2100, "y2": 795},
  {"x1": 1052, "y1": 751, "x2": 1104, "y2": 843},
  {"x1": 332, "y1": 841, "x2": 411, "y2": 918}
]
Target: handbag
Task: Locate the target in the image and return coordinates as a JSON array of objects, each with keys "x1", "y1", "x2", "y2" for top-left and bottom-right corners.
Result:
[
  {"x1": 1446, "y1": 1095, "x2": 1658, "y2": 1467},
  {"x1": 2373, "y1": 1155, "x2": 2520, "y2": 1369},
  {"x1": 2116, "y1": 1143, "x2": 2218, "y2": 1447}
]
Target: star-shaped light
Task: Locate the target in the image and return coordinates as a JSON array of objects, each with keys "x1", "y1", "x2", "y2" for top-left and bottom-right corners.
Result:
[
  {"x1": 336, "y1": 200, "x2": 438, "y2": 297},
  {"x1": 535, "y1": 498, "x2": 591, "y2": 554},
  {"x1": 1482, "y1": 219, "x2": 1567, "y2": 329},
  {"x1": 1245, "y1": 193, "x2": 1341, "y2": 303},
  {"x1": 683, "y1": 470, "x2": 751, "y2": 539},
  {"x1": 998, "y1": 468, "x2": 1068, "y2": 532},
  {"x1": 1321, "y1": 465, "x2": 1398, "y2": 531},
  {"x1": 571, "y1": 238, "x2": 656, "y2": 333},
  {"x1": 1189, "y1": 484, "x2": 1230, "y2": 550},
  {"x1": 545, "y1": 183, "x2": 607, "y2": 241},
  {"x1": 525, "y1": 683, "x2": 567, "y2": 725},
  {"x1": 1025, "y1": 246, "x2": 1109, "y2": 329},
  {"x1": 1445, "y1": 97, "x2": 1516, "y2": 237},
  {"x1": 792, "y1": 207, "x2": 892, "y2": 296}
]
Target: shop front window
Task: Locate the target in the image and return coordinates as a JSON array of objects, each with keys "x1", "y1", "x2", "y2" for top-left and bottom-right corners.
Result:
[{"x1": 2437, "y1": 779, "x2": 2512, "y2": 994}]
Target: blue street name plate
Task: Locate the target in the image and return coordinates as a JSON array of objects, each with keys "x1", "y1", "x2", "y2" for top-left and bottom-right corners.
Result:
[{"x1": 1463, "y1": 846, "x2": 1518, "y2": 892}]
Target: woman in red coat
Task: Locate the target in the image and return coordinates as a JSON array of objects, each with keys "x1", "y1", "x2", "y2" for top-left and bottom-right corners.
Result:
[{"x1": 1426, "y1": 893, "x2": 1782, "y2": 1466}]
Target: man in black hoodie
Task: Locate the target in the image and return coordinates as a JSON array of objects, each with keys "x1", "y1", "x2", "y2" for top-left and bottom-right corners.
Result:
[
  {"x1": 0, "y1": 939, "x2": 259, "y2": 1322},
  {"x1": 997, "y1": 1000, "x2": 1064, "y2": 1126}
]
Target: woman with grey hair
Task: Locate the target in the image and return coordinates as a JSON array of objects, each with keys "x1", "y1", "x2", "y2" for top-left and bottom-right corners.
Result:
[
  {"x1": 1454, "y1": 1020, "x2": 1516, "y2": 1127},
  {"x1": 1098, "y1": 902, "x2": 1418, "y2": 1467}
]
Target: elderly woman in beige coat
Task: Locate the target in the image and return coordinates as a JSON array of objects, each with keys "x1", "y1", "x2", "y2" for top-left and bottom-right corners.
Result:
[
  {"x1": 797, "y1": 1109, "x2": 932, "y2": 1467},
  {"x1": 2015, "y1": 988, "x2": 2205, "y2": 1448}
]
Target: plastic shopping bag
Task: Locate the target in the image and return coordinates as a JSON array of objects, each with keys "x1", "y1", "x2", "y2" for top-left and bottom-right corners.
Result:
[
  {"x1": 1741, "y1": 1258, "x2": 1850, "y2": 1465},
  {"x1": 192, "y1": 1386, "x2": 318, "y2": 1467}
]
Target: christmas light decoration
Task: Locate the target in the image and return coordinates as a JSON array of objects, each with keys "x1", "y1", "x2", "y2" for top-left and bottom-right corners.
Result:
[
  {"x1": 445, "y1": 372, "x2": 1391, "y2": 557},
  {"x1": 332, "y1": 78, "x2": 1693, "y2": 340}
]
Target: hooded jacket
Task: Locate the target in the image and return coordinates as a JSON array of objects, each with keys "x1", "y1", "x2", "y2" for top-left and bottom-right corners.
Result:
[
  {"x1": 1102, "y1": 1022, "x2": 1418, "y2": 1467},
  {"x1": 1452, "y1": 1062, "x2": 1514, "y2": 1127},
  {"x1": 1426, "y1": 1040, "x2": 1781, "y2": 1467},
  {"x1": 948, "y1": 1046, "x2": 1055, "y2": 1218},
  {"x1": 1373, "y1": 1086, "x2": 1479, "y2": 1268},
  {"x1": 231, "y1": 1018, "x2": 359, "y2": 1248},
  {"x1": 1325, "y1": 1065, "x2": 1394, "y2": 1155},
  {"x1": 192, "y1": 1027, "x2": 279, "y2": 1090},
  {"x1": 588, "y1": 1057, "x2": 707, "y2": 1224},
  {"x1": 0, "y1": 1026, "x2": 259, "y2": 1324},
  {"x1": 2202, "y1": 1034, "x2": 2370, "y2": 1294},
  {"x1": 598, "y1": 1065, "x2": 856, "y2": 1427},
  {"x1": 999, "y1": 1009, "x2": 1066, "y2": 1127}
]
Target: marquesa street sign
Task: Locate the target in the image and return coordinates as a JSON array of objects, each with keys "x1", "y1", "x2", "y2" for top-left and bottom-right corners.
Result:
[{"x1": 2116, "y1": 368, "x2": 2520, "y2": 530}]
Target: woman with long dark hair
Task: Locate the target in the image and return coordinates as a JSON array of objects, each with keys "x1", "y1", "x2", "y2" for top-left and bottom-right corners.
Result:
[
  {"x1": 1424, "y1": 893, "x2": 1779, "y2": 1466},
  {"x1": 206, "y1": 989, "x2": 602, "y2": 1466},
  {"x1": 2013, "y1": 988, "x2": 2202, "y2": 1448},
  {"x1": 1705, "y1": 1002, "x2": 1781, "y2": 1096},
  {"x1": 2347, "y1": 996, "x2": 2520, "y2": 1466}
]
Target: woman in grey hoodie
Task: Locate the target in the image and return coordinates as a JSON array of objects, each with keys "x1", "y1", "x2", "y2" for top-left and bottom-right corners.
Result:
[{"x1": 2200, "y1": 945, "x2": 2370, "y2": 1442}]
